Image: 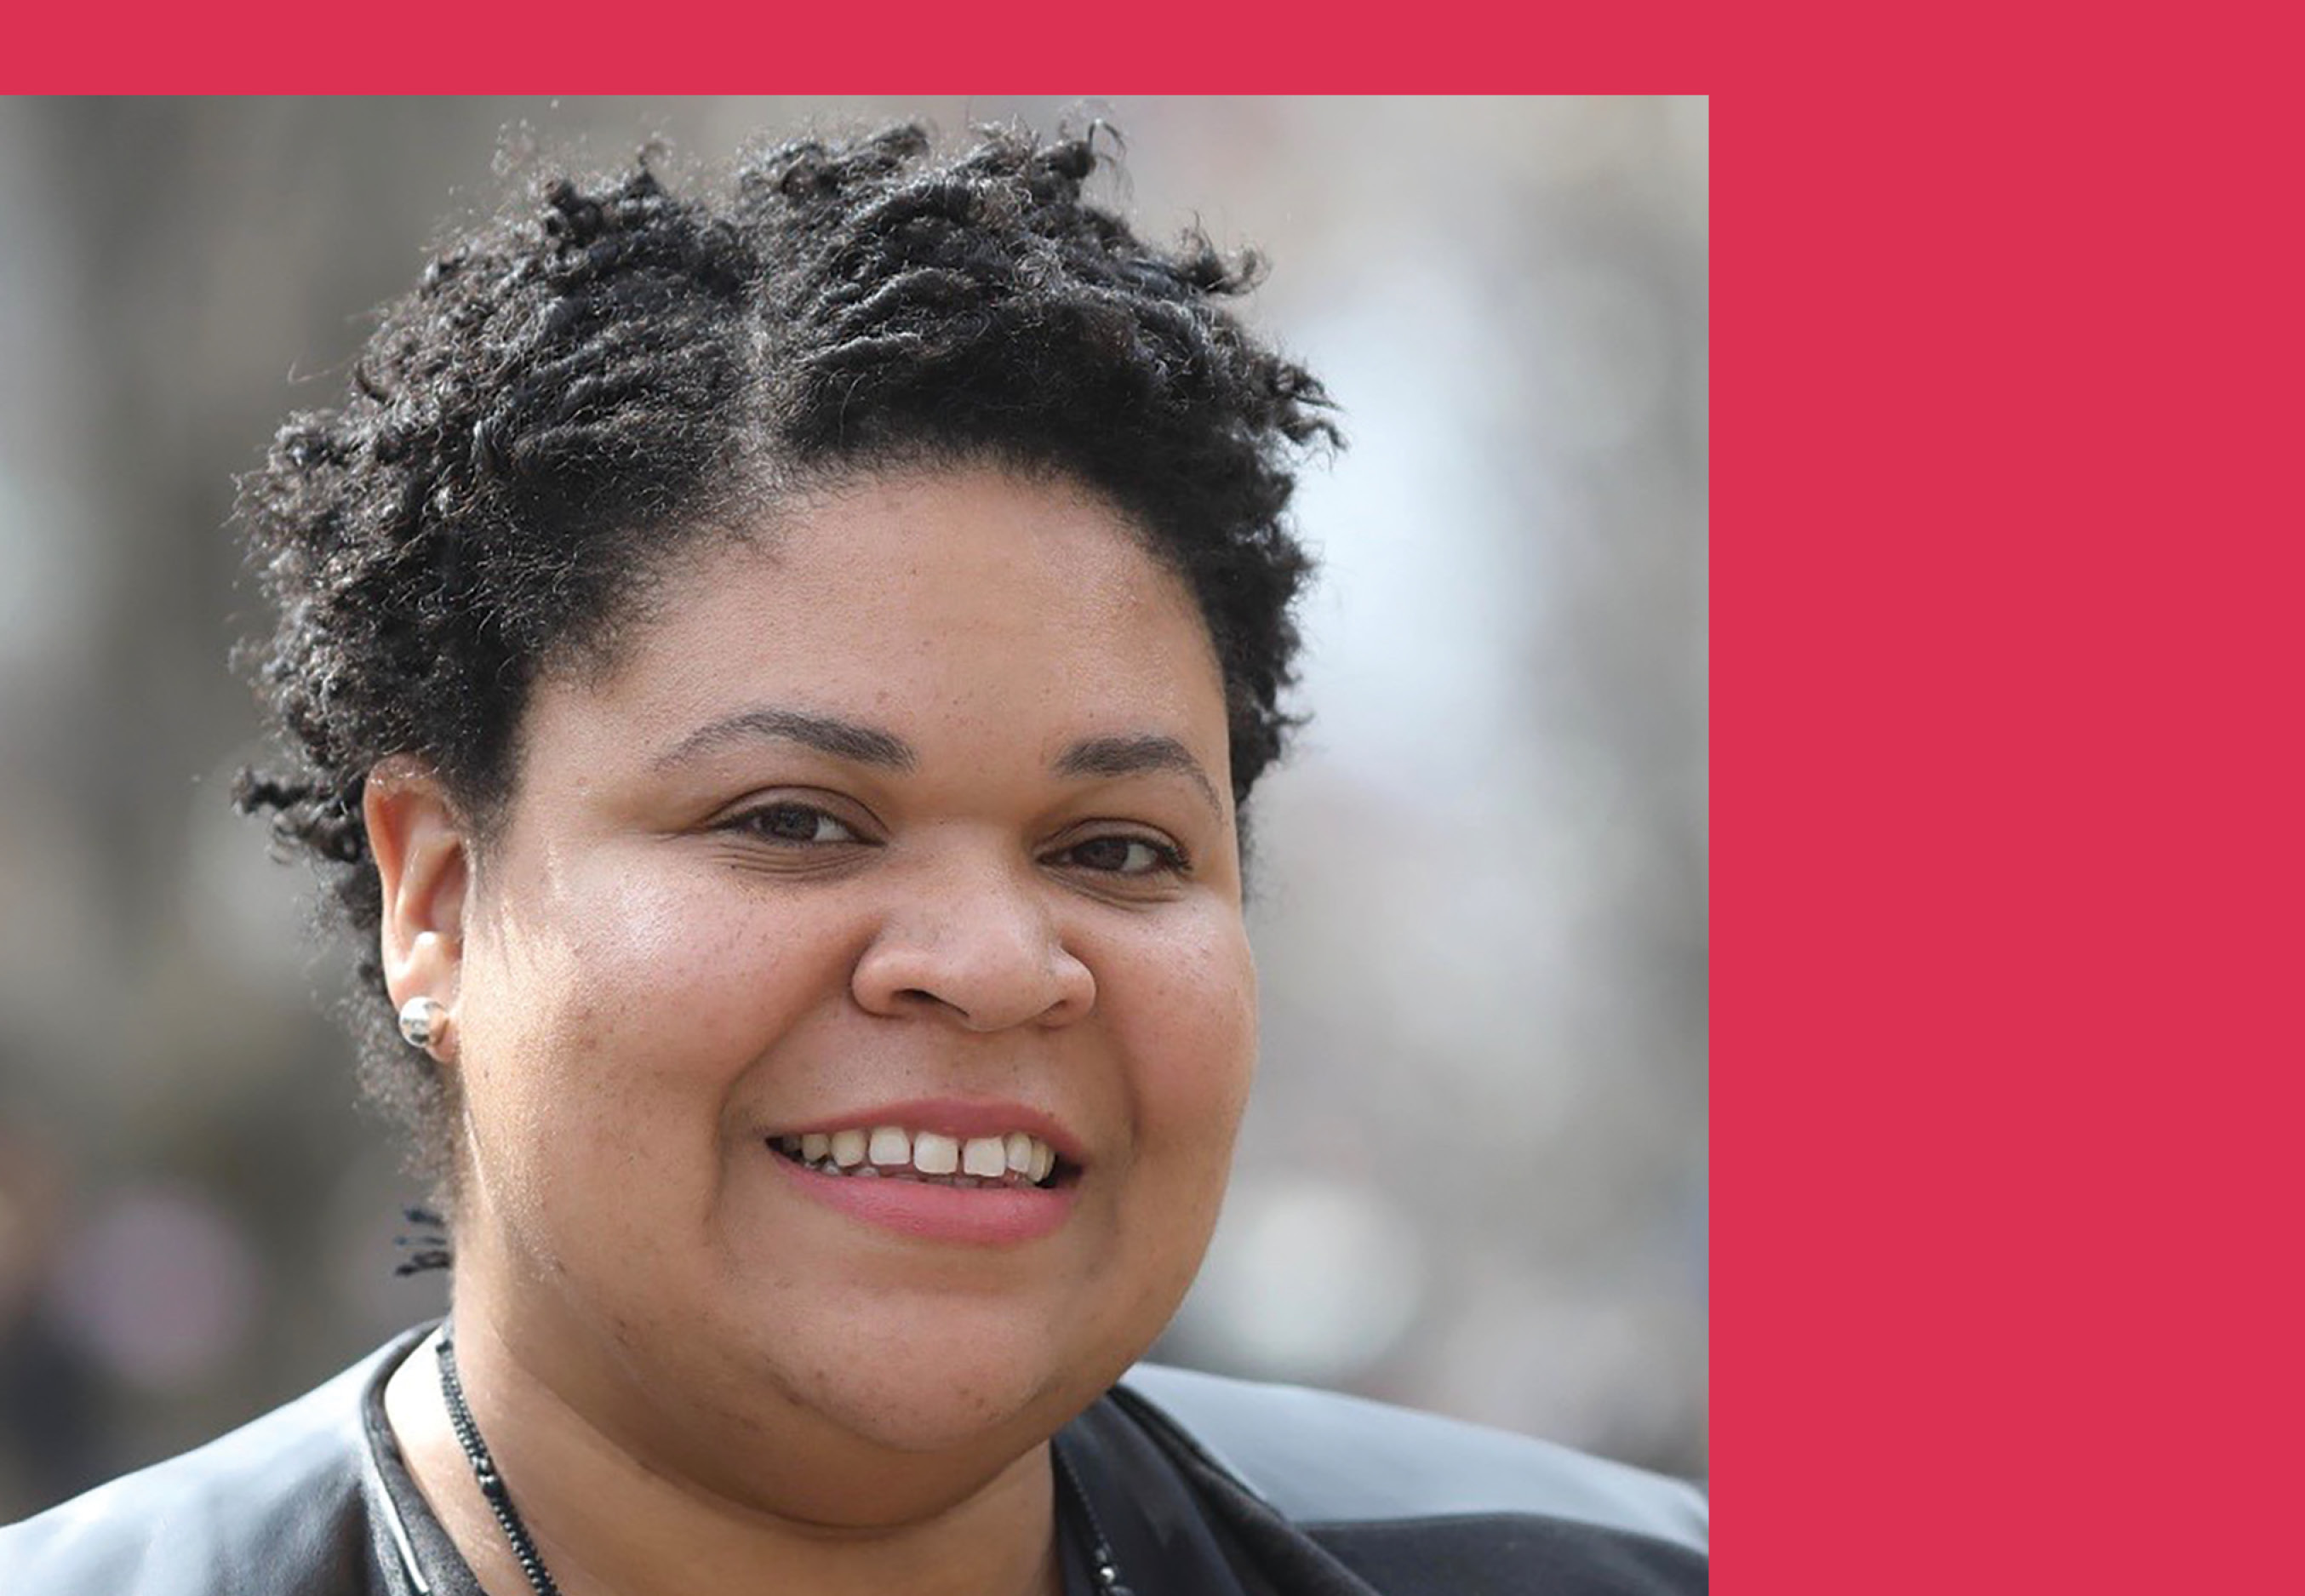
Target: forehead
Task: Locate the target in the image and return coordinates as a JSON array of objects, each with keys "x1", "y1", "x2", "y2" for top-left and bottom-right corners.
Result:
[{"x1": 524, "y1": 467, "x2": 1229, "y2": 777}]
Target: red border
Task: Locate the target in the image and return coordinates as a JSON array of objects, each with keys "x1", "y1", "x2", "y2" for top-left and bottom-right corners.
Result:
[
  {"x1": 1731, "y1": 52, "x2": 2300, "y2": 1596},
  {"x1": 6, "y1": 9, "x2": 1721, "y2": 91}
]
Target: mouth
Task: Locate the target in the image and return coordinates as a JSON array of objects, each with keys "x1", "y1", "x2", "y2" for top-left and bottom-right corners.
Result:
[
  {"x1": 766, "y1": 1124, "x2": 1075, "y2": 1192},
  {"x1": 762, "y1": 1113, "x2": 1083, "y2": 1245}
]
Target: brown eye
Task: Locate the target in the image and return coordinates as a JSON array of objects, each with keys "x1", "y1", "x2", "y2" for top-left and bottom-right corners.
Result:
[
  {"x1": 1062, "y1": 836, "x2": 1186, "y2": 877},
  {"x1": 733, "y1": 804, "x2": 858, "y2": 845}
]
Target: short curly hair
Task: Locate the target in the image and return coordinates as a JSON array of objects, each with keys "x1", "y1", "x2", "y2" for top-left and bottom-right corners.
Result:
[{"x1": 233, "y1": 122, "x2": 1336, "y2": 1187}]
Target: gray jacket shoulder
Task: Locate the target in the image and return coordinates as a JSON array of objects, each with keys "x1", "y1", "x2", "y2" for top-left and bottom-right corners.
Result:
[
  {"x1": 0, "y1": 1341, "x2": 401, "y2": 1595},
  {"x1": 1118, "y1": 1362, "x2": 1707, "y2": 1555}
]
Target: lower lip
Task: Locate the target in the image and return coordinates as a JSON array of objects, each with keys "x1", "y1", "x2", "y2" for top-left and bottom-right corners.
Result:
[{"x1": 769, "y1": 1150, "x2": 1078, "y2": 1244}]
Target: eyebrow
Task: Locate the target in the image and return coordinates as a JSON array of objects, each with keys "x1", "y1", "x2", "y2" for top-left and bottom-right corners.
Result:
[
  {"x1": 654, "y1": 708, "x2": 1224, "y2": 818},
  {"x1": 652, "y1": 707, "x2": 917, "y2": 773},
  {"x1": 1053, "y1": 734, "x2": 1224, "y2": 821}
]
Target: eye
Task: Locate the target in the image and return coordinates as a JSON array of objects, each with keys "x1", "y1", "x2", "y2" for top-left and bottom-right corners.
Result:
[
  {"x1": 1055, "y1": 834, "x2": 1189, "y2": 878},
  {"x1": 724, "y1": 801, "x2": 862, "y2": 846}
]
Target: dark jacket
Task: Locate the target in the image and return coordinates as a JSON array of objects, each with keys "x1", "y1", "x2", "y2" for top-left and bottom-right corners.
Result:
[{"x1": 0, "y1": 1328, "x2": 1707, "y2": 1593}]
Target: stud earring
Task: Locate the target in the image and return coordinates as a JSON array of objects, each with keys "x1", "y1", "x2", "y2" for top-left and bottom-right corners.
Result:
[{"x1": 398, "y1": 996, "x2": 449, "y2": 1051}]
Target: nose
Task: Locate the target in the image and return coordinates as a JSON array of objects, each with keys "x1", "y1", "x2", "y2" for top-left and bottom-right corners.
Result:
[{"x1": 849, "y1": 849, "x2": 1096, "y2": 1032}]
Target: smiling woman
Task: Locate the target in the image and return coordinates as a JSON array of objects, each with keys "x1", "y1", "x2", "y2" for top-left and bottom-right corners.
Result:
[
  {"x1": 369, "y1": 470, "x2": 1256, "y2": 1523},
  {"x1": 0, "y1": 123, "x2": 1705, "y2": 1595}
]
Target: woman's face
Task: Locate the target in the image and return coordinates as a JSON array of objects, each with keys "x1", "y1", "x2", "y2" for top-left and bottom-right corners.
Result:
[{"x1": 430, "y1": 467, "x2": 1254, "y2": 1507}]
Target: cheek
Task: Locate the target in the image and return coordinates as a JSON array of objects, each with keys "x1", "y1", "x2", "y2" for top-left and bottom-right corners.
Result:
[
  {"x1": 1107, "y1": 912, "x2": 1258, "y2": 1158},
  {"x1": 1075, "y1": 911, "x2": 1255, "y2": 1354},
  {"x1": 456, "y1": 866, "x2": 855, "y2": 1204}
]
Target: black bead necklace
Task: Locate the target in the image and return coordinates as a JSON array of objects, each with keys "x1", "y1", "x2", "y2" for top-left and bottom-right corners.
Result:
[
  {"x1": 432, "y1": 1328, "x2": 1132, "y2": 1596},
  {"x1": 436, "y1": 1330, "x2": 563, "y2": 1596}
]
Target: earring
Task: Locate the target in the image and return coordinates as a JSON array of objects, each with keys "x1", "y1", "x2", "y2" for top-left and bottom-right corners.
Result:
[{"x1": 398, "y1": 996, "x2": 449, "y2": 1051}]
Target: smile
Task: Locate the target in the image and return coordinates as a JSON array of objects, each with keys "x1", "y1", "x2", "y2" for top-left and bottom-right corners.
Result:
[{"x1": 768, "y1": 1125, "x2": 1066, "y2": 1190}]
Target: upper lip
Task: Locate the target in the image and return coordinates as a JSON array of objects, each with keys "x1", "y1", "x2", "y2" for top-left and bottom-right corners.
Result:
[{"x1": 765, "y1": 1097, "x2": 1087, "y2": 1165}]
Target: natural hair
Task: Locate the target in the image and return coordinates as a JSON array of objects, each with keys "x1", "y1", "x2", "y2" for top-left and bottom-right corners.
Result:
[{"x1": 233, "y1": 122, "x2": 1337, "y2": 1191}]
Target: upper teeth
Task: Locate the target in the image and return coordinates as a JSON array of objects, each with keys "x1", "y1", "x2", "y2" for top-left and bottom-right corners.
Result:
[{"x1": 772, "y1": 1125, "x2": 1059, "y2": 1185}]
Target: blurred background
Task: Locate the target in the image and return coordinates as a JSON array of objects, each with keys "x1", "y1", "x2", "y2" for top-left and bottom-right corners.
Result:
[{"x1": 0, "y1": 95, "x2": 1707, "y2": 1514}]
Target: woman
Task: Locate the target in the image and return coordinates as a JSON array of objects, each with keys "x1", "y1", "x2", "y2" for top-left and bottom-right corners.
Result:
[{"x1": 0, "y1": 123, "x2": 1704, "y2": 1595}]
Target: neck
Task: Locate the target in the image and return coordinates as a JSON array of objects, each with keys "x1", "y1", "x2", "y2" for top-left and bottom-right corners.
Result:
[{"x1": 384, "y1": 1315, "x2": 1062, "y2": 1596}]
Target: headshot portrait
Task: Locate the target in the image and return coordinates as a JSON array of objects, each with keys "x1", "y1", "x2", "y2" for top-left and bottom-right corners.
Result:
[{"x1": 0, "y1": 96, "x2": 1707, "y2": 1594}]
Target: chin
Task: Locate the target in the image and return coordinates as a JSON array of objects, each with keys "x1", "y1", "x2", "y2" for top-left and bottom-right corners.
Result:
[
  {"x1": 803, "y1": 1336, "x2": 1074, "y2": 1455},
  {"x1": 743, "y1": 1296, "x2": 1136, "y2": 1458}
]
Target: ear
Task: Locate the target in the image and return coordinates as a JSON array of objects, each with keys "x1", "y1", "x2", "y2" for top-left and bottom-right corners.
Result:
[{"x1": 364, "y1": 757, "x2": 472, "y2": 1056}]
